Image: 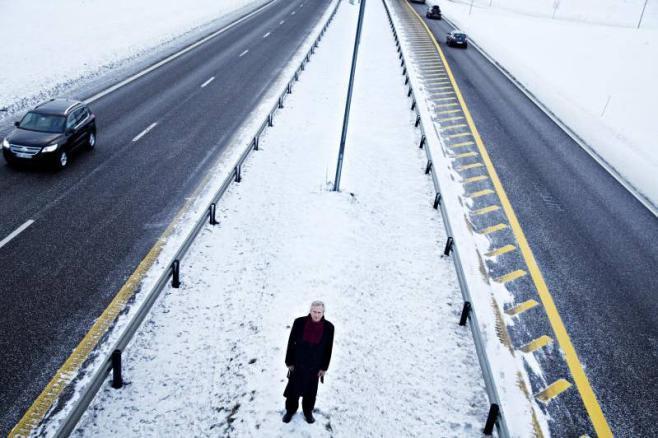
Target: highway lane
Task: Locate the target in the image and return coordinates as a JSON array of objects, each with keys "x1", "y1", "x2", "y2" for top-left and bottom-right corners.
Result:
[
  {"x1": 0, "y1": 0, "x2": 331, "y2": 433},
  {"x1": 408, "y1": 2, "x2": 658, "y2": 436}
]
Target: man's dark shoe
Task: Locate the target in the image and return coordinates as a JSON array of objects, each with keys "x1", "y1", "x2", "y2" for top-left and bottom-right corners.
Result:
[
  {"x1": 304, "y1": 413, "x2": 315, "y2": 424},
  {"x1": 282, "y1": 412, "x2": 294, "y2": 423}
]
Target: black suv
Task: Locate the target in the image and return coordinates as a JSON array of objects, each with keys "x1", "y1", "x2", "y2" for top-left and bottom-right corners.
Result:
[
  {"x1": 2, "y1": 99, "x2": 96, "y2": 169},
  {"x1": 446, "y1": 30, "x2": 468, "y2": 48},
  {"x1": 426, "y1": 5, "x2": 442, "y2": 19}
]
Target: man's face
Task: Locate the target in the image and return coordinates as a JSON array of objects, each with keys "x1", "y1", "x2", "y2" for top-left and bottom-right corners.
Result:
[{"x1": 310, "y1": 306, "x2": 324, "y2": 322}]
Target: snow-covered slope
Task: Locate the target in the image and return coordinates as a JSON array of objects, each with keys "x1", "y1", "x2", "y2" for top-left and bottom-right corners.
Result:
[{"x1": 0, "y1": 0, "x2": 265, "y2": 118}]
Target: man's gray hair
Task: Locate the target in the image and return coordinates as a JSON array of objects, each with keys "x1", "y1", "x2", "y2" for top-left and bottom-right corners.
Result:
[{"x1": 310, "y1": 300, "x2": 325, "y2": 311}]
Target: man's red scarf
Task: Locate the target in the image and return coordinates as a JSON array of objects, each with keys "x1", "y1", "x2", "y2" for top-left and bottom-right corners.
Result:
[{"x1": 303, "y1": 315, "x2": 324, "y2": 344}]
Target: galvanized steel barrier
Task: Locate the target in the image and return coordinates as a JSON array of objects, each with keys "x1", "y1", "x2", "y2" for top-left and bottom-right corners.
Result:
[
  {"x1": 49, "y1": 2, "x2": 342, "y2": 436},
  {"x1": 381, "y1": 0, "x2": 510, "y2": 436}
]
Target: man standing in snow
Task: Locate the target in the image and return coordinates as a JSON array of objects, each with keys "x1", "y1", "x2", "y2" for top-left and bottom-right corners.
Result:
[{"x1": 282, "y1": 300, "x2": 334, "y2": 424}]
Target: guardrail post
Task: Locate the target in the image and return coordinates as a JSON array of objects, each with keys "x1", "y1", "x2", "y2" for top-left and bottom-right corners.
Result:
[
  {"x1": 419, "y1": 135, "x2": 426, "y2": 149},
  {"x1": 287, "y1": 83, "x2": 292, "y2": 94},
  {"x1": 295, "y1": 72, "x2": 299, "y2": 82},
  {"x1": 411, "y1": 99, "x2": 416, "y2": 111},
  {"x1": 278, "y1": 97, "x2": 284, "y2": 109},
  {"x1": 209, "y1": 203, "x2": 219, "y2": 225},
  {"x1": 407, "y1": 86, "x2": 413, "y2": 97},
  {"x1": 111, "y1": 350, "x2": 123, "y2": 389},
  {"x1": 235, "y1": 164, "x2": 242, "y2": 183},
  {"x1": 268, "y1": 113, "x2": 274, "y2": 127},
  {"x1": 459, "y1": 301, "x2": 472, "y2": 326},
  {"x1": 253, "y1": 136, "x2": 259, "y2": 151},
  {"x1": 402, "y1": 67, "x2": 407, "y2": 76},
  {"x1": 444, "y1": 236, "x2": 454, "y2": 256},
  {"x1": 400, "y1": 59, "x2": 405, "y2": 67},
  {"x1": 483, "y1": 403, "x2": 500, "y2": 435},
  {"x1": 433, "y1": 193, "x2": 442, "y2": 209},
  {"x1": 405, "y1": 75, "x2": 409, "y2": 85},
  {"x1": 171, "y1": 260, "x2": 181, "y2": 288},
  {"x1": 425, "y1": 160, "x2": 433, "y2": 175},
  {"x1": 415, "y1": 114, "x2": 420, "y2": 127}
]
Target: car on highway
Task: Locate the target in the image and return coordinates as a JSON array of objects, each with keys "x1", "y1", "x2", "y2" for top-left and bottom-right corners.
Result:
[
  {"x1": 410, "y1": 0, "x2": 426, "y2": 4},
  {"x1": 446, "y1": 30, "x2": 468, "y2": 48},
  {"x1": 2, "y1": 99, "x2": 96, "y2": 169},
  {"x1": 426, "y1": 5, "x2": 442, "y2": 19}
]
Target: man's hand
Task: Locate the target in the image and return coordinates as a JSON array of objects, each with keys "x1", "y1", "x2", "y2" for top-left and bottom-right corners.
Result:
[{"x1": 318, "y1": 370, "x2": 326, "y2": 378}]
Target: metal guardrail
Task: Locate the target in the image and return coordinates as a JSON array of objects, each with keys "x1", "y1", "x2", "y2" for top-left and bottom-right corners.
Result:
[
  {"x1": 380, "y1": 0, "x2": 510, "y2": 436},
  {"x1": 50, "y1": 2, "x2": 342, "y2": 436}
]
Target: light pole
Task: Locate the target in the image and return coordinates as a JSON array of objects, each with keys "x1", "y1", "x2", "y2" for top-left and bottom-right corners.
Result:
[
  {"x1": 637, "y1": 0, "x2": 649, "y2": 28},
  {"x1": 334, "y1": 0, "x2": 367, "y2": 192}
]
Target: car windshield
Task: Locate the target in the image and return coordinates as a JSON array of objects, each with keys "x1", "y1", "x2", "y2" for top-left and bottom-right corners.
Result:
[
  {"x1": 454, "y1": 33, "x2": 466, "y2": 38},
  {"x1": 18, "y1": 112, "x2": 66, "y2": 133}
]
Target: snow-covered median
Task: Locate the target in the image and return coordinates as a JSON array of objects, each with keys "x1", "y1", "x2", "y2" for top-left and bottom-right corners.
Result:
[
  {"x1": 74, "y1": 0, "x2": 488, "y2": 436},
  {"x1": 438, "y1": 0, "x2": 658, "y2": 210},
  {"x1": 0, "y1": 0, "x2": 267, "y2": 118}
]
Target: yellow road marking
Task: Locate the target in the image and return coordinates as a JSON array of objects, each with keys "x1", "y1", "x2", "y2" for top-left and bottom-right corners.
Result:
[
  {"x1": 520, "y1": 335, "x2": 553, "y2": 353},
  {"x1": 438, "y1": 115, "x2": 462, "y2": 122},
  {"x1": 464, "y1": 175, "x2": 489, "y2": 184},
  {"x1": 432, "y1": 87, "x2": 456, "y2": 93},
  {"x1": 452, "y1": 151, "x2": 478, "y2": 159},
  {"x1": 472, "y1": 204, "x2": 501, "y2": 215},
  {"x1": 441, "y1": 122, "x2": 466, "y2": 129},
  {"x1": 495, "y1": 269, "x2": 527, "y2": 283},
  {"x1": 404, "y1": 3, "x2": 612, "y2": 436},
  {"x1": 505, "y1": 299, "x2": 540, "y2": 316},
  {"x1": 486, "y1": 244, "x2": 516, "y2": 257},
  {"x1": 458, "y1": 163, "x2": 484, "y2": 171},
  {"x1": 468, "y1": 188, "x2": 495, "y2": 198},
  {"x1": 536, "y1": 379, "x2": 573, "y2": 403},
  {"x1": 450, "y1": 141, "x2": 475, "y2": 148},
  {"x1": 446, "y1": 132, "x2": 471, "y2": 139},
  {"x1": 480, "y1": 224, "x2": 508, "y2": 234}
]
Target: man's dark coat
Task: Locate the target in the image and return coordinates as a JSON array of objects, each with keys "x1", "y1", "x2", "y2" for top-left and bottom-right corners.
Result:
[{"x1": 284, "y1": 315, "x2": 334, "y2": 399}]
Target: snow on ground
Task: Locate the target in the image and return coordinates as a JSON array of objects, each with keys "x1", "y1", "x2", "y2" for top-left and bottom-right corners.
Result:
[
  {"x1": 437, "y1": 0, "x2": 658, "y2": 209},
  {"x1": 0, "y1": 0, "x2": 265, "y2": 118},
  {"x1": 74, "y1": 0, "x2": 488, "y2": 436}
]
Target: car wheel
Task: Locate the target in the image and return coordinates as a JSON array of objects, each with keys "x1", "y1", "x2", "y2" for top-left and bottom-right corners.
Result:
[
  {"x1": 86, "y1": 130, "x2": 96, "y2": 150},
  {"x1": 56, "y1": 150, "x2": 68, "y2": 170}
]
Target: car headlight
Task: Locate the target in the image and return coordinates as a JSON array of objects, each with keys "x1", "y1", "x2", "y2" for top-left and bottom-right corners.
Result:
[
  {"x1": 2, "y1": 138, "x2": 9, "y2": 149},
  {"x1": 42, "y1": 144, "x2": 58, "y2": 153}
]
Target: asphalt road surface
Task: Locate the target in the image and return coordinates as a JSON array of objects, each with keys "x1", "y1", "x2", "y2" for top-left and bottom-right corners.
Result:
[
  {"x1": 408, "y1": 2, "x2": 658, "y2": 436},
  {"x1": 0, "y1": 0, "x2": 332, "y2": 433}
]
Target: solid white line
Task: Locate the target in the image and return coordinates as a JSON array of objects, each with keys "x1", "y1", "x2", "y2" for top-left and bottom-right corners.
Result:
[
  {"x1": 132, "y1": 123, "x2": 158, "y2": 142},
  {"x1": 239, "y1": 49, "x2": 249, "y2": 57},
  {"x1": 200, "y1": 76, "x2": 215, "y2": 88},
  {"x1": 280, "y1": 20, "x2": 285, "y2": 24},
  {"x1": 84, "y1": 0, "x2": 278, "y2": 104},
  {"x1": 0, "y1": 220, "x2": 35, "y2": 250},
  {"x1": 263, "y1": 32, "x2": 271, "y2": 38}
]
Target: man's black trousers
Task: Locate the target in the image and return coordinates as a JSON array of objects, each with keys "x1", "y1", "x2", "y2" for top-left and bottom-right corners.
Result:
[{"x1": 285, "y1": 395, "x2": 316, "y2": 415}]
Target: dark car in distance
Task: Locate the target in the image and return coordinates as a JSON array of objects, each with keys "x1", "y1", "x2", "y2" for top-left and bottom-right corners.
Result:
[
  {"x1": 410, "y1": 0, "x2": 426, "y2": 4},
  {"x1": 426, "y1": 5, "x2": 442, "y2": 19},
  {"x1": 446, "y1": 30, "x2": 468, "y2": 48},
  {"x1": 2, "y1": 99, "x2": 96, "y2": 169}
]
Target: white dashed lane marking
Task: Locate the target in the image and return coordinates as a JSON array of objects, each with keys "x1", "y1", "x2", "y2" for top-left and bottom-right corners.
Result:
[
  {"x1": 0, "y1": 220, "x2": 35, "y2": 250},
  {"x1": 200, "y1": 77, "x2": 215, "y2": 88},
  {"x1": 239, "y1": 50, "x2": 249, "y2": 57},
  {"x1": 132, "y1": 122, "x2": 157, "y2": 142}
]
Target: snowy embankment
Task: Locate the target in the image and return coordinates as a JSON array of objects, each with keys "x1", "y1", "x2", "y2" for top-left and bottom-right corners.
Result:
[
  {"x1": 0, "y1": 0, "x2": 266, "y2": 119},
  {"x1": 437, "y1": 0, "x2": 658, "y2": 211},
  {"x1": 74, "y1": 0, "x2": 488, "y2": 436}
]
